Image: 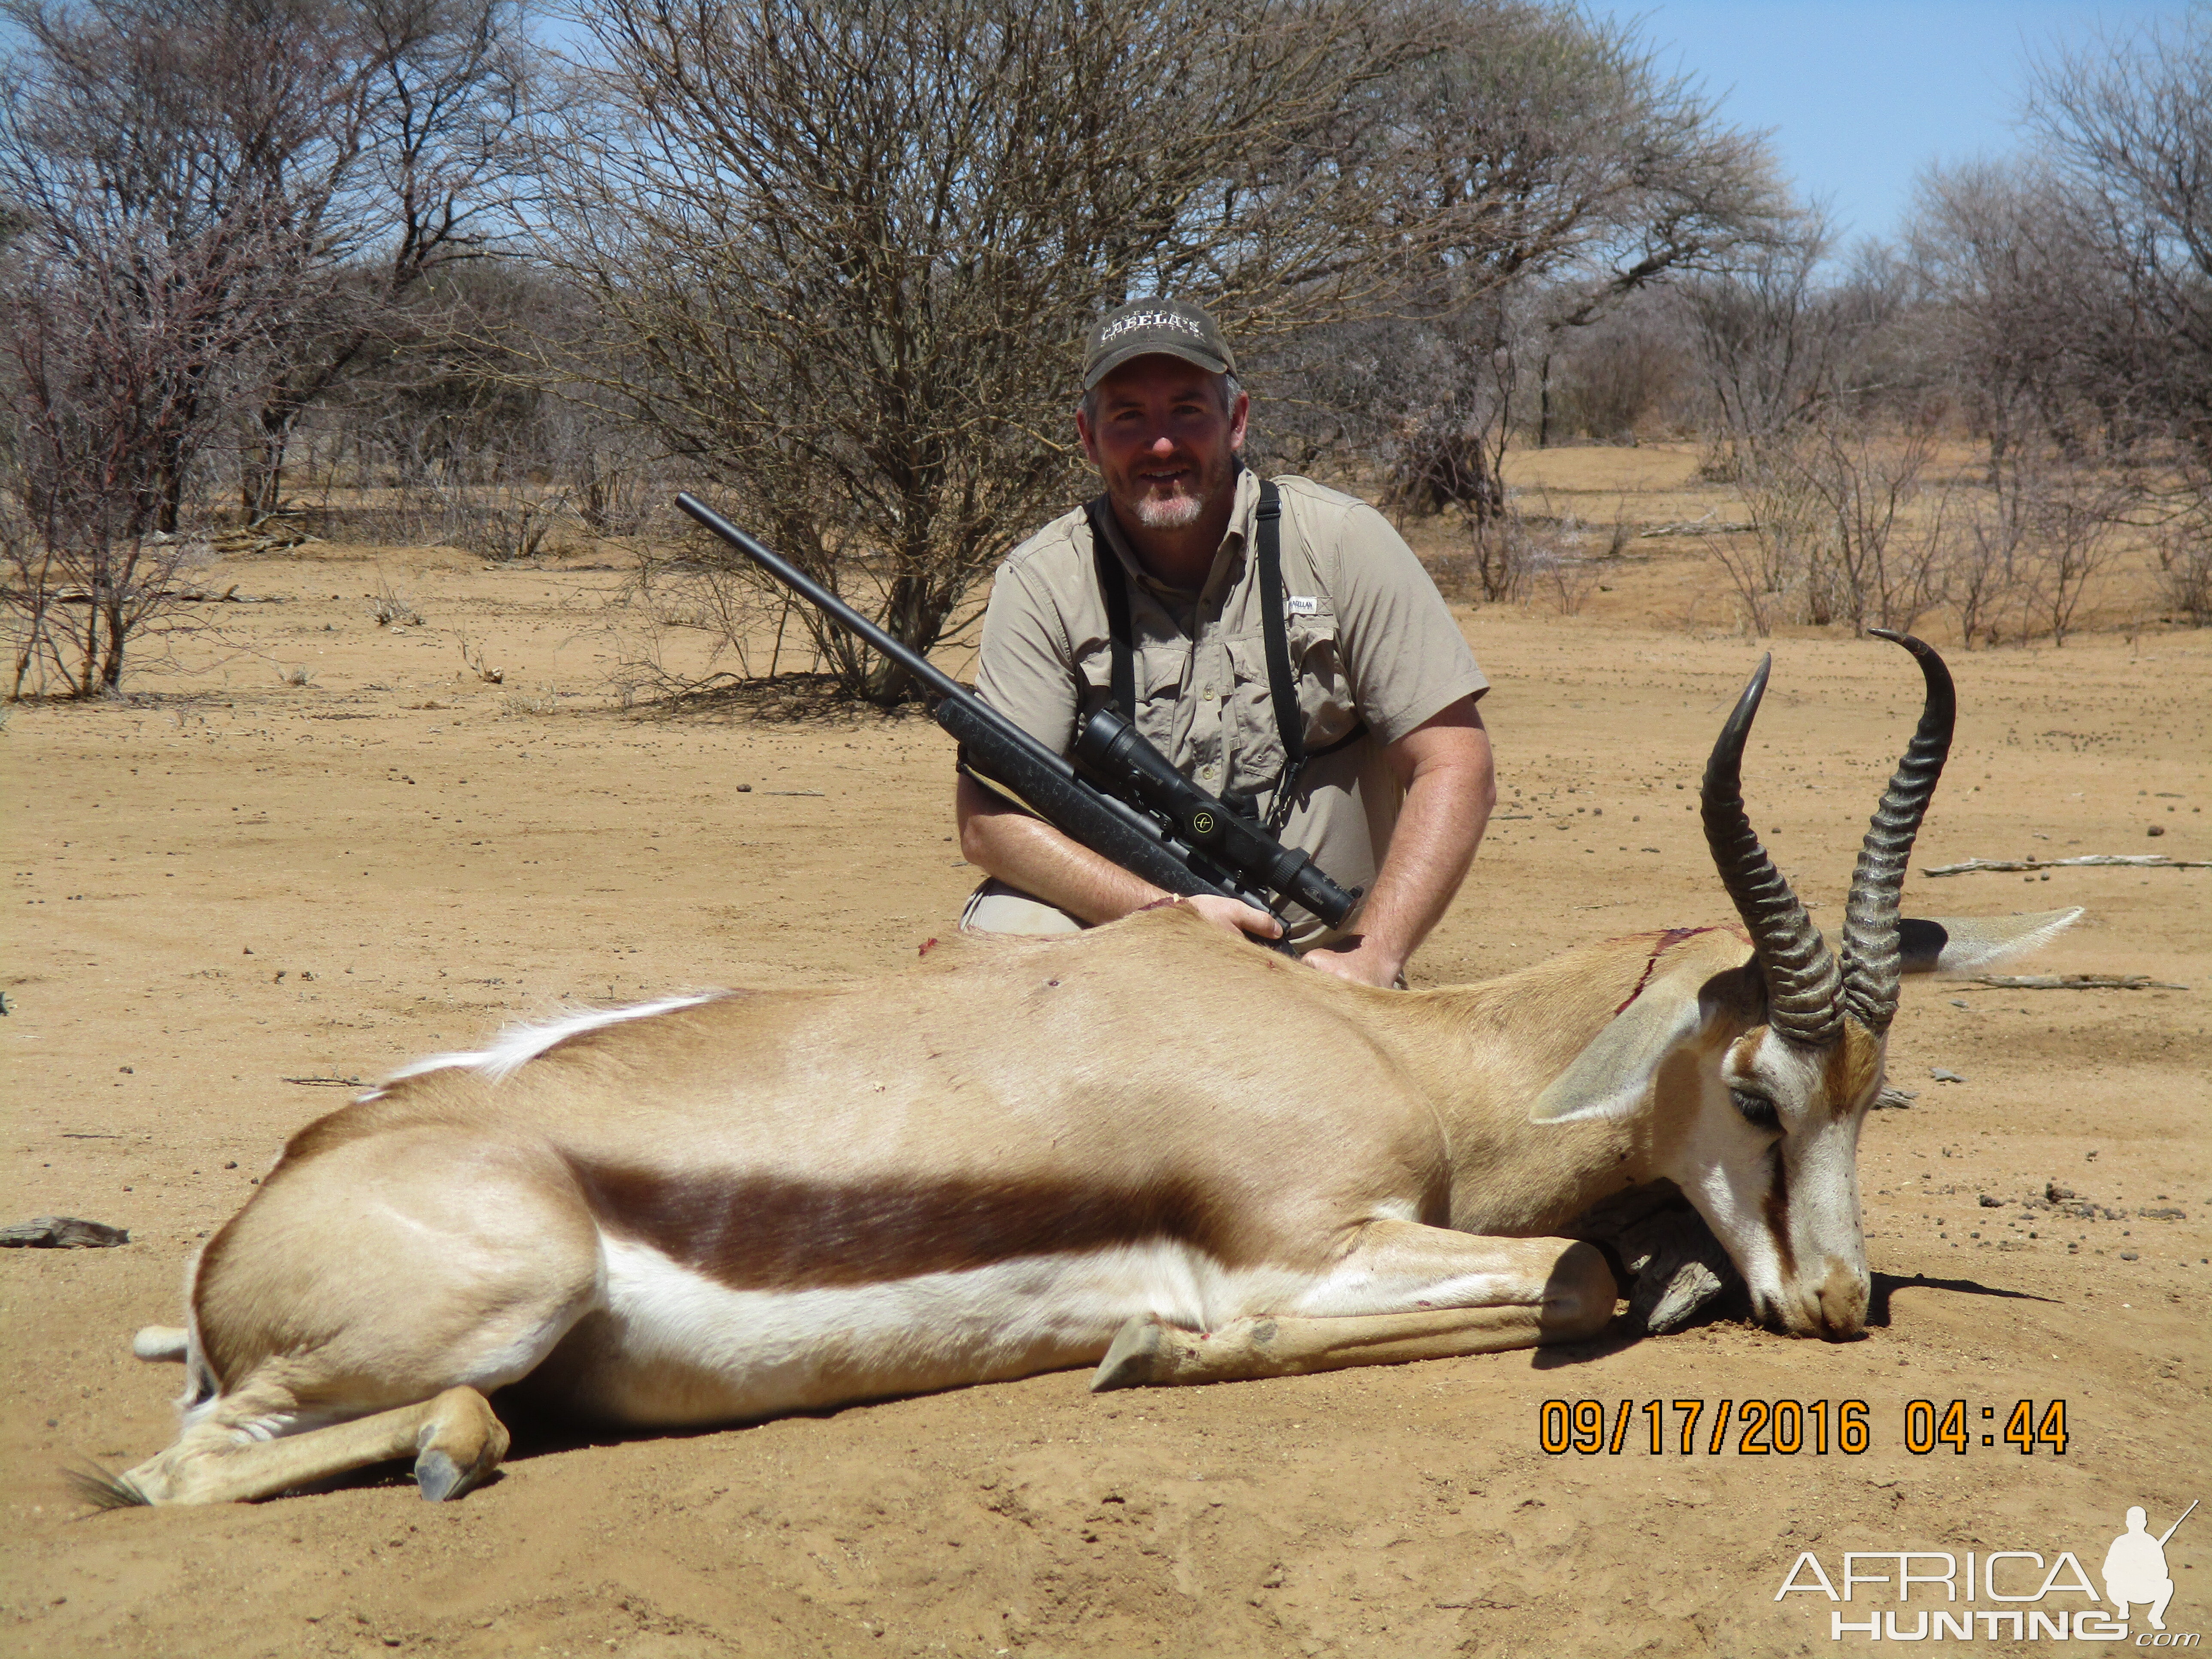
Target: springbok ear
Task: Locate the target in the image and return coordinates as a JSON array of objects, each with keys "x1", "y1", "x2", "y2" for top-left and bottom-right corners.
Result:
[
  {"x1": 1531, "y1": 966, "x2": 1712, "y2": 1124},
  {"x1": 1899, "y1": 908, "x2": 2083, "y2": 975}
]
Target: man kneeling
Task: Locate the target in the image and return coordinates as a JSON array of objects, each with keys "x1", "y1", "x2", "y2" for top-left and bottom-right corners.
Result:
[{"x1": 955, "y1": 299, "x2": 1495, "y2": 988}]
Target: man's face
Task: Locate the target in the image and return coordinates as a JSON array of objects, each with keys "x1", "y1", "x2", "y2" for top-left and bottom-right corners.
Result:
[{"x1": 1076, "y1": 356, "x2": 1249, "y2": 534}]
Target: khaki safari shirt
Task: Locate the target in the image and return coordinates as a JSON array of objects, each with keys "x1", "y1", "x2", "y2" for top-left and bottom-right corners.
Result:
[{"x1": 975, "y1": 469, "x2": 1487, "y2": 946}]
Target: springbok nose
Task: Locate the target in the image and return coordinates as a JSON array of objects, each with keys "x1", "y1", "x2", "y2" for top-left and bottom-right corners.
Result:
[{"x1": 1814, "y1": 1259, "x2": 1869, "y2": 1340}]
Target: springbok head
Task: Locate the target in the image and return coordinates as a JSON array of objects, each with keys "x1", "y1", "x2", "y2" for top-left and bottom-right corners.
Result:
[
  {"x1": 1537, "y1": 631, "x2": 1957, "y2": 1339},
  {"x1": 1689, "y1": 629, "x2": 1956, "y2": 1337}
]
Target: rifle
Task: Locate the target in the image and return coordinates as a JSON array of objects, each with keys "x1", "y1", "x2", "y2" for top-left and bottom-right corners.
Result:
[
  {"x1": 2157, "y1": 1499, "x2": 2198, "y2": 1547},
  {"x1": 674, "y1": 494, "x2": 1361, "y2": 939}
]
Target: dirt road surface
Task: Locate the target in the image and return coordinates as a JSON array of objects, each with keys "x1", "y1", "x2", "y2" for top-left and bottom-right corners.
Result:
[{"x1": 4, "y1": 494, "x2": 2207, "y2": 1657}]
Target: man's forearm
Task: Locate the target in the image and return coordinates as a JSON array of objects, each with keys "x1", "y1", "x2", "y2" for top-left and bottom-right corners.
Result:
[
  {"x1": 955, "y1": 772, "x2": 1167, "y2": 924},
  {"x1": 1354, "y1": 757, "x2": 1492, "y2": 974},
  {"x1": 1312, "y1": 708, "x2": 1494, "y2": 984}
]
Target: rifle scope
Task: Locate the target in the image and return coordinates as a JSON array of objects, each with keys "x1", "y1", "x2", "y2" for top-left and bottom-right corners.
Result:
[{"x1": 1075, "y1": 708, "x2": 1359, "y2": 929}]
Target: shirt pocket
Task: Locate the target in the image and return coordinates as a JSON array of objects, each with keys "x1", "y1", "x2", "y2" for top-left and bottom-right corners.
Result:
[
  {"x1": 1078, "y1": 643, "x2": 1191, "y2": 750},
  {"x1": 1288, "y1": 608, "x2": 1358, "y2": 745},
  {"x1": 1143, "y1": 643, "x2": 1199, "y2": 746},
  {"x1": 1224, "y1": 613, "x2": 1357, "y2": 793},
  {"x1": 1074, "y1": 641, "x2": 1189, "y2": 751}
]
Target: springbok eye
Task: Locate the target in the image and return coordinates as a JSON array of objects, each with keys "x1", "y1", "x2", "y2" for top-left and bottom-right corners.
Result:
[{"x1": 1731, "y1": 1088, "x2": 1780, "y2": 1132}]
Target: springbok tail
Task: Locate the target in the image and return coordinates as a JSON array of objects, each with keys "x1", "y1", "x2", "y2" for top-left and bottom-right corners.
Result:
[
  {"x1": 131, "y1": 1325, "x2": 189, "y2": 1362},
  {"x1": 65, "y1": 1460, "x2": 149, "y2": 1511}
]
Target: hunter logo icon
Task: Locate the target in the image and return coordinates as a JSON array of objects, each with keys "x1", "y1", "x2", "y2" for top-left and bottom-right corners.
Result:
[
  {"x1": 1772, "y1": 1493, "x2": 2199, "y2": 1644},
  {"x1": 2106, "y1": 1500, "x2": 2197, "y2": 1632},
  {"x1": 1190, "y1": 808, "x2": 1217, "y2": 837}
]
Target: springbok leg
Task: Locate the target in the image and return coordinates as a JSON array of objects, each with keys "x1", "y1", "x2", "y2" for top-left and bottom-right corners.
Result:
[
  {"x1": 109, "y1": 1127, "x2": 603, "y2": 1506},
  {"x1": 113, "y1": 1387, "x2": 509, "y2": 1506},
  {"x1": 1094, "y1": 1228, "x2": 1616, "y2": 1390}
]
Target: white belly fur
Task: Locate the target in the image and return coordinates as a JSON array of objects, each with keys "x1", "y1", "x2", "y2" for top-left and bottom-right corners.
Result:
[{"x1": 564, "y1": 1234, "x2": 1313, "y2": 1427}]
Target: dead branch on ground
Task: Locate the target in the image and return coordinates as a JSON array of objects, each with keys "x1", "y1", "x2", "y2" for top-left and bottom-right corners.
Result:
[
  {"x1": 1974, "y1": 974, "x2": 2188, "y2": 991},
  {"x1": 1923, "y1": 854, "x2": 2210, "y2": 875}
]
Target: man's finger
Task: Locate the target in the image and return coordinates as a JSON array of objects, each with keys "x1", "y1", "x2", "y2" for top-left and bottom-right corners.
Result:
[
  {"x1": 1179, "y1": 894, "x2": 1282, "y2": 939},
  {"x1": 1237, "y1": 903, "x2": 1284, "y2": 939}
]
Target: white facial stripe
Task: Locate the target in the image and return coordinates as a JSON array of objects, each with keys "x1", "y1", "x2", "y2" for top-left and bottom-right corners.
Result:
[
  {"x1": 1686, "y1": 1143, "x2": 1785, "y2": 1284},
  {"x1": 1672, "y1": 1026, "x2": 1876, "y2": 1332},
  {"x1": 1673, "y1": 1057, "x2": 1793, "y2": 1307},
  {"x1": 1781, "y1": 1115, "x2": 1868, "y2": 1269},
  {"x1": 381, "y1": 993, "x2": 725, "y2": 1086}
]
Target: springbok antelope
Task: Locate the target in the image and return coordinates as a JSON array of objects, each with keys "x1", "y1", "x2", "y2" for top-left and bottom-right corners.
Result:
[{"x1": 110, "y1": 632, "x2": 2075, "y2": 1507}]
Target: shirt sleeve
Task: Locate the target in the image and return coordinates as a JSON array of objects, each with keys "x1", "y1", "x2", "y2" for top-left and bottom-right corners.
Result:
[
  {"x1": 1321, "y1": 499, "x2": 1488, "y2": 747},
  {"x1": 973, "y1": 552, "x2": 1081, "y2": 757}
]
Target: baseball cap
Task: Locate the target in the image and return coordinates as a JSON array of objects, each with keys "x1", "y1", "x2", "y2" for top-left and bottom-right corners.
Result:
[{"x1": 1081, "y1": 299, "x2": 1237, "y2": 390}]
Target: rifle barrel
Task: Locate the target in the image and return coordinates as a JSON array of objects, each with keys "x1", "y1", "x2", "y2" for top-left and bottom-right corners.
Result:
[
  {"x1": 675, "y1": 494, "x2": 968, "y2": 704},
  {"x1": 2157, "y1": 1498, "x2": 2198, "y2": 1546}
]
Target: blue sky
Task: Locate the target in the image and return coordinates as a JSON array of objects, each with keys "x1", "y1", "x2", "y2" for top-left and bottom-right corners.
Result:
[{"x1": 1594, "y1": 1, "x2": 2190, "y2": 244}]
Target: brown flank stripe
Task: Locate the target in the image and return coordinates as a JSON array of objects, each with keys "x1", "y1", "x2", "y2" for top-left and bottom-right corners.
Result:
[{"x1": 571, "y1": 1164, "x2": 1243, "y2": 1291}]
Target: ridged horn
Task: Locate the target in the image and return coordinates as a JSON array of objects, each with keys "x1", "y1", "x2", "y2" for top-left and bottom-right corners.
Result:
[
  {"x1": 1702, "y1": 655, "x2": 1842, "y2": 1046},
  {"x1": 1839, "y1": 631, "x2": 1956, "y2": 1035}
]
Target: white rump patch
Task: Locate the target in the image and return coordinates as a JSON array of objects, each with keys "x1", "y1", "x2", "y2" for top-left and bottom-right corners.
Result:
[{"x1": 382, "y1": 993, "x2": 725, "y2": 1086}]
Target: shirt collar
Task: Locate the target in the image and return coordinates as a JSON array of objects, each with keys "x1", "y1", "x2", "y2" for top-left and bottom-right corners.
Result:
[{"x1": 1091, "y1": 466, "x2": 1260, "y2": 605}]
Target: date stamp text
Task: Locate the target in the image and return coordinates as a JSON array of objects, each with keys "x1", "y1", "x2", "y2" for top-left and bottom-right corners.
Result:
[{"x1": 1536, "y1": 1398, "x2": 2069, "y2": 1456}]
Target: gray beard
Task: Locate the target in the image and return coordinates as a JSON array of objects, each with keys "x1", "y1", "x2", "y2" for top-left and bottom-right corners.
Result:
[{"x1": 1132, "y1": 492, "x2": 1206, "y2": 530}]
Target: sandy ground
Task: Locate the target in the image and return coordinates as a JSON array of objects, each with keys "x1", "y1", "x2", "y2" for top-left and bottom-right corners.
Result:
[{"x1": 3, "y1": 455, "x2": 2209, "y2": 1658}]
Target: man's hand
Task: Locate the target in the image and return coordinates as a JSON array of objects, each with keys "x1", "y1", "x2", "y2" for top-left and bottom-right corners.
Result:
[
  {"x1": 958, "y1": 774, "x2": 1287, "y2": 943},
  {"x1": 1162, "y1": 893, "x2": 1283, "y2": 943},
  {"x1": 1299, "y1": 934, "x2": 1399, "y2": 987}
]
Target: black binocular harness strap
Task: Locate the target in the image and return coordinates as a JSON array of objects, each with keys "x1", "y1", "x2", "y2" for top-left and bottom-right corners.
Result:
[{"x1": 1084, "y1": 479, "x2": 1361, "y2": 833}]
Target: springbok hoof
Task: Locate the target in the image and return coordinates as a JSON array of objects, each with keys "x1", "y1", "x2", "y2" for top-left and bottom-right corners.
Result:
[
  {"x1": 1091, "y1": 1313, "x2": 1170, "y2": 1392},
  {"x1": 414, "y1": 1447, "x2": 488, "y2": 1503},
  {"x1": 412, "y1": 1388, "x2": 507, "y2": 1501}
]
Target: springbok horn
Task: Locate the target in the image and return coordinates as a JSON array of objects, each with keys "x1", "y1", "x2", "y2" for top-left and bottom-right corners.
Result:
[
  {"x1": 1702, "y1": 655, "x2": 1842, "y2": 1047},
  {"x1": 1838, "y1": 631, "x2": 1956, "y2": 1034}
]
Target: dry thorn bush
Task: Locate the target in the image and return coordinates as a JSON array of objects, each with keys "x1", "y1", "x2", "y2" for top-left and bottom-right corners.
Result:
[
  {"x1": 368, "y1": 579, "x2": 422, "y2": 628},
  {"x1": 459, "y1": 638, "x2": 505, "y2": 684}
]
